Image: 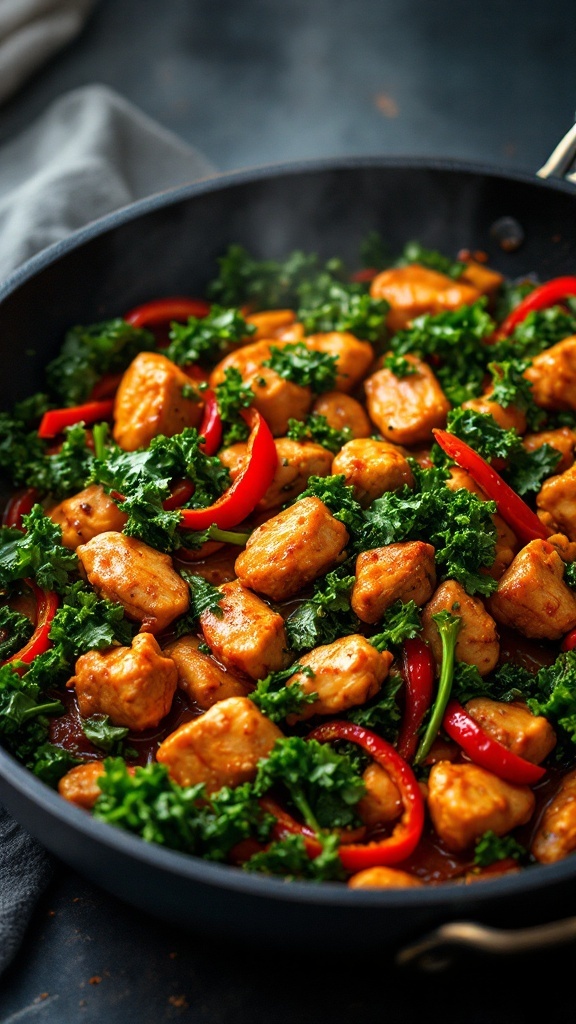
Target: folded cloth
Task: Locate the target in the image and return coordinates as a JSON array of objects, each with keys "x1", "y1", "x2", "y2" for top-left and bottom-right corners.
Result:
[
  {"x1": 0, "y1": 0, "x2": 98, "y2": 107},
  {"x1": 0, "y1": 83, "x2": 216, "y2": 976}
]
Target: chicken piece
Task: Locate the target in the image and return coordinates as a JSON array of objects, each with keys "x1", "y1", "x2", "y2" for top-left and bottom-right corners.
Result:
[
  {"x1": 351, "y1": 541, "x2": 436, "y2": 624},
  {"x1": 156, "y1": 695, "x2": 283, "y2": 792},
  {"x1": 461, "y1": 394, "x2": 527, "y2": 435},
  {"x1": 219, "y1": 437, "x2": 333, "y2": 511},
  {"x1": 488, "y1": 538, "x2": 576, "y2": 640},
  {"x1": 427, "y1": 761, "x2": 535, "y2": 852},
  {"x1": 446, "y1": 467, "x2": 518, "y2": 579},
  {"x1": 421, "y1": 580, "x2": 500, "y2": 677},
  {"x1": 234, "y1": 495, "x2": 349, "y2": 601},
  {"x1": 523, "y1": 426, "x2": 576, "y2": 475},
  {"x1": 48, "y1": 484, "x2": 127, "y2": 550},
  {"x1": 459, "y1": 259, "x2": 504, "y2": 297},
  {"x1": 208, "y1": 338, "x2": 313, "y2": 435},
  {"x1": 348, "y1": 867, "x2": 424, "y2": 889},
  {"x1": 536, "y1": 463, "x2": 576, "y2": 542},
  {"x1": 363, "y1": 354, "x2": 450, "y2": 446},
  {"x1": 356, "y1": 763, "x2": 403, "y2": 828},
  {"x1": 465, "y1": 698, "x2": 556, "y2": 765},
  {"x1": 245, "y1": 308, "x2": 297, "y2": 340},
  {"x1": 163, "y1": 634, "x2": 250, "y2": 710},
  {"x1": 199, "y1": 579, "x2": 291, "y2": 680},
  {"x1": 68, "y1": 632, "x2": 178, "y2": 730},
  {"x1": 369, "y1": 264, "x2": 481, "y2": 333},
  {"x1": 547, "y1": 532, "x2": 576, "y2": 564},
  {"x1": 304, "y1": 332, "x2": 375, "y2": 392},
  {"x1": 531, "y1": 769, "x2": 576, "y2": 864},
  {"x1": 113, "y1": 351, "x2": 203, "y2": 451},
  {"x1": 76, "y1": 532, "x2": 189, "y2": 634},
  {"x1": 58, "y1": 761, "x2": 106, "y2": 810},
  {"x1": 524, "y1": 336, "x2": 576, "y2": 412},
  {"x1": 311, "y1": 391, "x2": 372, "y2": 439},
  {"x1": 331, "y1": 438, "x2": 414, "y2": 506},
  {"x1": 285, "y1": 634, "x2": 393, "y2": 723}
]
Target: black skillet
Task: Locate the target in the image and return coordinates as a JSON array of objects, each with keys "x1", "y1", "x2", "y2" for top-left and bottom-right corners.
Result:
[{"x1": 1, "y1": 130, "x2": 576, "y2": 965}]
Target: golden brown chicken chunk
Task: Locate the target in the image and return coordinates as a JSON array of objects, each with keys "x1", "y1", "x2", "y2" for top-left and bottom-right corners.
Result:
[
  {"x1": 459, "y1": 259, "x2": 504, "y2": 297},
  {"x1": 285, "y1": 634, "x2": 393, "y2": 723},
  {"x1": 199, "y1": 579, "x2": 291, "y2": 680},
  {"x1": 68, "y1": 632, "x2": 178, "y2": 730},
  {"x1": 523, "y1": 426, "x2": 576, "y2": 475},
  {"x1": 488, "y1": 539, "x2": 576, "y2": 640},
  {"x1": 351, "y1": 541, "x2": 436, "y2": 625},
  {"x1": 465, "y1": 698, "x2": 556, "y2": 765},
  {"x1": 536, "y1": 463, "x2": 576, "y2": 542},
  {"x1": 348, "y1": 867, "x2": 424, "y2": 889},
  {"x1": 162, "y1": 634, "x2": 250, "y2": 710},
  {"x1": 363, "y1": 354, "x2": 450, "y2": 446},
  {"x1": 234, "y1": 495, "x2": 349, "y2": 601},
  {"x1": 305, "y1": 332, "x2": 375, "y2": 392},
  {"x1": 531, "y1": 769, "x2": 576, "y2": 864},
  {"x1": 58, "y1": 761, "x2": 106, "y2": 810},
  {"x1": 76, "y1": 532, "x2": 189, "y2": 634},
  {"x1": 369, "y1": 264, "x2": 481, "y2": 333},
  {"x1": 245, "y1": 308, "x2": 297, "y2": 340},
  {"x1": 461, "y1": 394, "x2": 527, "y2": 435},
  {"x1": 209, "y1": 338, "x2": 313, "y2": 436},
  {"x1": 156, "y1": 696, "x2": 283, "y2": 792},
  {"x1": 311, "y1": 391, "x2": 372, "y2": 439},
  {"x1": 48, "y1": 484, "x2": 127, "y2": 550},
  {"x1": 427, "y1": 761, "x2": 535, "y2": 852},
  {"x1": 356, "y1": 763, "x2": 403, "y2": 828},
  {"x1": 331, "y1": 438, "x2": 414, "y2": 506},
  {"x1": 421, "y1": 580, "x2": 500, "y2": 676},
  {"x1": 445, "y1": 468, "x2": 518, "y2": 580},
  {"x1": 524, "y1": 336, "x2": 576, "y2": 413},
  {"x1": 113, "y1": 351, "x2": 203, "y2": 451},
  {"x1": 219, "y1": 437, "x2": 333, "y2": 511}
]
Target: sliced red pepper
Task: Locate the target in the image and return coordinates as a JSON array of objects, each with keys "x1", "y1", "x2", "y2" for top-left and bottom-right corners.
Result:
[
  {"x1": 89, "y1": 372, "x2": 124, "y2": 401},
  {"x1": 38, "y1": 399, "x2": 115, "y2": 439},
  {"x1": 2, "y1": 488, "x2": 40, "y2": 530},
  {"x1": 396, "y1": 637, "x2": 435, "y2": 762},
  {"x1": 562, "y1": 627, "x2": 576, "y2": 652},
  {"x1": 162, "y1": 479, "x2": 195, "y2": 511},
  {"x1": 350, "y1": 267, "x2": 378, "y2": 283},
  {"x1": 197, "y1": 389, "x2": 223, "y2": 456},
  {"x1": 301, "y1": 721, "x2": 425, "y2": 871},
  {"x1": 433, "y1": 429, "x2": 551, "y2": 544},
  {"x1": 496, "y1": 276, "x2": 576, "y2": 338},
  {"x1": 4, "y1": 579, "x2": 59, "y2": 668},
  {"x1": 442, "y1": 699, "x2": 546, "y2": 785},
  {"x1": 178, "y1": 408, "x2": 277, "y2": 531},
  {"x1": 123, "y1": 296, "x2": 210, "y2": 328}
]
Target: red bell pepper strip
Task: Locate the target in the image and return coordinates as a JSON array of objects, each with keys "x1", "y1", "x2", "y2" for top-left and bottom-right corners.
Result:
[
  {"x1": 303, "y1": 721, "x2": 425, "y2": 870},
  {"x1": 2, "y1": 488, "x2": 40, "y2": 530},
  {"x1": 496, "y1": 276, "x2": 576, "y2": 338},
  {"x1": 178, "y1": 408, "x2": 277, "y2": 531},
  {"x1": 124, "y1": 296, "x2": 210, "y2": 328},
  {"x1": 396, "y1": 637, "x2": 435, "y2": 762},
  {"x1": 562, "y1": 627, "x2": 576, "y2": 652},
  {"x1": 162, "y1": 479, "x2": 195, "y2": 511},
  {"x1": 89, "y1": 371, "x2": 124, "y2": 401},
  {"x1": 3, "y1": 579, "x2": 59, "y2": 668},
  {"x1": 433, "y1": 429, "x2": 551, "y2": 544},
  {"x1": 38, "y1": 399, "x2": 115, "y2": 439},
  {"x1": 442, "y1": 699, "x2": 546, "y2": 785},
  {"x1": 350, "y1": 267, "x2": 378, "y2": 283},
  {"x1": 197, "y1": 389, "x2": 223, "y2": 456}
]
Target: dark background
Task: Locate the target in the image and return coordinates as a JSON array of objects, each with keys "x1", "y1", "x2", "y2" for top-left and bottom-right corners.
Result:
[{"x1": 2, "y1": 0, "x2": 576, "y2": 1020}]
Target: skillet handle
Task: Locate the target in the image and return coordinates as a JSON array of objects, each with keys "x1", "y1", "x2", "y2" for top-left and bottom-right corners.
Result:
[
  {"x1": 537, "y1": 121, "x2": 576, "y2": 183},
  {"x1": 395, "y1": 915, "x2": 576, "y2": 971}
]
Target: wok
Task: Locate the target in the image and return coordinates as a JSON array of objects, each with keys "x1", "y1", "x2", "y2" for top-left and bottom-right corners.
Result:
[{"x1": 1, "y1": 131, "x2": 576, "y2": 964}]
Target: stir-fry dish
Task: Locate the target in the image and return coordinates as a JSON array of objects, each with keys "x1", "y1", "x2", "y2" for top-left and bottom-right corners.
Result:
[{"x1": 2, "y1": 237, "x2": 576, "y2": 889}]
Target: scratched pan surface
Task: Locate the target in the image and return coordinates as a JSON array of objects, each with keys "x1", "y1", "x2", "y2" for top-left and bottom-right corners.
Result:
[{"x1": 1, "y1": 157, "x2": 576, "y2": 953}]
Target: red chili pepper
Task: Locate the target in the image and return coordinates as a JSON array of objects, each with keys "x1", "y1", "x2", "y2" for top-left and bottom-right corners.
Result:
[
  {"x1": 89, "y1": 372, "x2": 124, "y2": 401},
  {"x1": 442, "y1": 699, "x2": 546, "y2": 785},
  {"x1": 197, "y1": 389, "x2": 223, "y2": 456},
  {"x1": 3, "y1": 579, "x2": 59, "y2": 668},
  {"x1": 297, "y1": 721, "x2": 426, "y2": 870},
  {"x1": 433, "y1": 429, "x2": 551, "y2": 544},
  {"x1": 396, "y1": 637, "x2": 435, "y2": 762},
  {"x1": 162, "y1": 479, "x2": 195, "y2": 511},
  {"x1": 38, "y1": 399, "x2": 115, "y2": 439},
  {"x1": 178, "y1": 408, "x2": 277, "y2": 531},
  {"x1": 124, "y1": 296, "x2": 210, "y2": 328},
  {"x1": 562, "y1": 627, "x2": 576, "y2": 652},
  {"x1": 2, "y1": 489, "x2": 40, "y2": 530},
  {"x1": 350, "y1": 267, "x2": 378, "y2": 283},
  {"x1": 496, "y1": 276, "x2": 576, "y2": 338}
]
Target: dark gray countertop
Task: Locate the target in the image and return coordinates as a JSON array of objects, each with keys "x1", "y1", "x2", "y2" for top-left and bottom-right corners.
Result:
[{"x1": 2, "y1": 1, "x2": 576, "y2": 1020}]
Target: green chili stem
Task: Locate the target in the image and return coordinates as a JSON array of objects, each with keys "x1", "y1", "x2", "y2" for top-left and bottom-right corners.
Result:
[{"x1": 414, "y1": 613, "x2": 462, "y2": 765}]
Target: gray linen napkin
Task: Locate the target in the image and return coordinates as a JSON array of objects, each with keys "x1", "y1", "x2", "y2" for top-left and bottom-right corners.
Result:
[{"x1": 0, "y1": 83, "x2": 215, "y2": 975}]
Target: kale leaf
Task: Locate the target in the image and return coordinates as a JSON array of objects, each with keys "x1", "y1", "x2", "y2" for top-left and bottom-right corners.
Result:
[
  {"x1": 0, "y1": 506, "x2": 78, "y2": 593},
  {"x1": 243, "y1": 831, "x2": 345, "y2": 882},
  {"x1": 285, "y1": 563, "x2": 359, "y2": 653},
  {"x1": 0, "y1": 606, "x2": 33, "y2": 660},
  {"x1": 286, "y1": 413, "x2": 353, "y2": 454},
  {"x1": 263, "y1": 342, "x2": 338, "y2": 394},
  {"x1": 249, "y1": 664, "x2": 317, "y2": 722},
  {"x1": 164, "y1": 305, "x2": 255, "y2": 367},
  {"x1": 46, "y1": 319, "x2": 155, "y2": 406}
]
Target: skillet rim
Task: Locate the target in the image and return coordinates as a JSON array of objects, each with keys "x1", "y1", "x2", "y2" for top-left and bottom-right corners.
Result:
[{"x1": 0, "y1": 152, "x2": 575, "y2": 916}]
